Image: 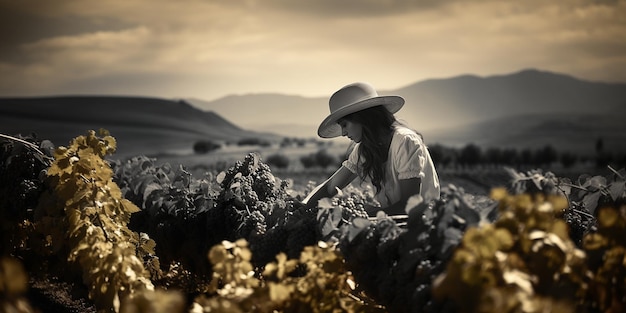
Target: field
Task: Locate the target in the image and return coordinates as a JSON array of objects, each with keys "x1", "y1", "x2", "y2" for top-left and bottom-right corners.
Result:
[
  {"x1": 145, "y1": 141, "x2": 610, "y2": 198},
  {"x1": 2, "y1": 131, "x2": 625, "y2": 313},
  {"x1": 142, "y1": 141, "x2": 513, "y2": 196}
]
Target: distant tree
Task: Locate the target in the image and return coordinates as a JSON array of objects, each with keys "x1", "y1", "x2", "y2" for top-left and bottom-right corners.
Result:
[
  {"x1": 314, "y1": 149, "x2": 336, "y2": 168},
  {"x1": 595, "y1": 152, "x2": 614, "y2": 169},
  {"x1": 428, "y1": 143, "x2": 455, "y2": 168},
  {"x1": 595, "y1": 137, "x2": 604, "y2": 154},
  {"x1": 458, "y1": 143, "x2": 482, "y2": 167},
  {"x1": 266, "y1": 153, "x2": 290, "y2": 169},
  {"x1": 534, "y1": 145, "x2": 558, "y2": 167},
  {"x1": 485, "y1": 147, "x2": 504, "y2": 165},
  {"x1": 238, "y1": 137, "x2": 271, "y2": 147},
  {"x1": 297, "y1": 139, "x2": 307, "y2": 147},
  {"x1": 193, "y1": 140, "x2": 220, "y2": 154},
  {"x1": 594, "y1": 137, "x2": 614, "y2": 169},
  {"x1": 280, "y1": 137, "x2": 293, "y2": 147},
  {"x1": 617, "y1": 154, "x2": 626, "y2": 169},
  {"x1": 501, "y1": 148, "x2": 520, "y2": 166},
  {"x1": 560, "y1": 152, "x2": 578, "y2": 168},
  {"x1": 300, "y1": 154, "x2": 316, "y2": 169},
  {"x1": 299, "y1": 149, "x2": 337, "y2": 169},
  {"x1": 520, "y1": 148, "x2": 534, "y2": 166},
  {"x1": 428, "y1": 144, "x2": 444, "y2": 166}
]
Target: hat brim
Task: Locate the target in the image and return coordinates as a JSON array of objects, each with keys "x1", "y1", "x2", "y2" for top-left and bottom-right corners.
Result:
[{"x1": 317, "y1": 95, "x2": 404, "y2": 138}]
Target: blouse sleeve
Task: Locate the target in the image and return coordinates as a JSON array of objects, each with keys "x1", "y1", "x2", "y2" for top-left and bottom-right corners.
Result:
[
  {"x1": 395, "y1": 133, "x2": 427, "y2": 180},
  {"x1": 341, "y1": 143, "x2": 360, "y2": 174}
]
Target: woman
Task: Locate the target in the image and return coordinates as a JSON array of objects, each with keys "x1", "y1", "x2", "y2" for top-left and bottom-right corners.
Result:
[{"x1": 303, "y1": 82, "x2": 440, "y2": 216}]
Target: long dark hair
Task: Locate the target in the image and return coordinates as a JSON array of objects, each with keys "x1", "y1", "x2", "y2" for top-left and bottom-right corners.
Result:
[{"x1": 342, "y1": 105, "x2": 396, "y2": 193}]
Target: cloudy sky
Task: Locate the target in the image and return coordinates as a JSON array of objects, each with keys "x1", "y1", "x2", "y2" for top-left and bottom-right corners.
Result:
[{"x1": 1, "y1": 0, "x2": 625, "y2": 102}]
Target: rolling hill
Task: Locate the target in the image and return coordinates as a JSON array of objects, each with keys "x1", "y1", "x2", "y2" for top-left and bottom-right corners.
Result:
[
  {"x1": 428, "y1": 112, "x2": 626, "y2": 155},
  {"x1": 2, "y1": 69, "x2": 625, "y2": 158},
  {"x1": 188, "y1": 69, "x2": 626, "y2": 154},
  {"x1": 0, "y1": 96, "x2": 280, "y2": 158}
]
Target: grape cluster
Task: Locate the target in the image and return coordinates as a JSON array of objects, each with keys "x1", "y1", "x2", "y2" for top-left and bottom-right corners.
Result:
[
  {"x1": 217, "y1": 153, "x2": 282, "y2": 209},
  {"x1": 562, "y1": 203, "x2": 596, "y2": 246},
  {"x1": 0, "y1": 135, "x2": 53, "y2": 255},
  {"x1": 210, "y1": 153, "x2": 322, "y2": 267},
  {"x1": 332, "y1": 194, "x2": 369, "y2": 221},
  {"x1": 250, "y1": 223, "x2": 289, "y2": 266},
  {"x1": 0, "y1": 136, "x2": 51, "y2": 217},
  {"x1": 238, "y1": 209, "x2": 267, "y2": 240},
  {"x1": 252, "y1": 162, "x2": 278, "y2": 201}
]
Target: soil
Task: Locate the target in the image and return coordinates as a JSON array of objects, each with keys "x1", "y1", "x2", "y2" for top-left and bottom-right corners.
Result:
[{"x1": 27, "y1": 274, "x2": 96, "y2": 313}]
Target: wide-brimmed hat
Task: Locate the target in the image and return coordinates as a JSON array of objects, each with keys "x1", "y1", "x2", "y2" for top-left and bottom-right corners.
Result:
[{"x1": 317, "y1": 82, "x2": 404, "y2": 138}]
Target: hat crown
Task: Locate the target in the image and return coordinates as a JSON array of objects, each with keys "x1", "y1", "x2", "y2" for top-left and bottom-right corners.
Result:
[{"x1": 329, "y1": 82, "x2": 378, "y2": 114}]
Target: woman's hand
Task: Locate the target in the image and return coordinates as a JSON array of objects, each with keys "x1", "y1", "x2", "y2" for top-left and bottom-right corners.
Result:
[{"x1": 302, "y1": 166, "x2": 357, "y2": 209}]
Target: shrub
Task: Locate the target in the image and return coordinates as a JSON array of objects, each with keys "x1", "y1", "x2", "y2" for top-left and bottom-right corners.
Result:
[
  {"x1": 300, "y1": 149, "x2": 337, "y2": 169},
  {"x1": 560, "y1": 152, "x2": 578, "y2": 168},
  {"x1": 300, "y1": 154, "x2": 317, "y2": 169},
  {"x1": 458, "y1": 143, "x2": 482, "y2": 166},
  {"x1": 314, "y1": 149, "x2": 336, "y2": 168},
  {"x1": 193, "y1": 140, "x2": 220, "y2": 154},
  {"x1": 266, "y1": 153, "x2": 290, "y2": 169},
  {"x1": 429, "y1": 143, "x2": 456, "y2": 167},
  {"x1": 238, "y1": 138, "x2": 271, "y2": 147}
]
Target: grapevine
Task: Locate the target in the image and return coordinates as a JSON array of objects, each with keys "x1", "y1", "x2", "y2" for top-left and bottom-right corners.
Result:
[
  {"x1": 192, "y1": 239, "x2": 385, "y2": 313},
  {"x1": 0, "y1": 133, "x2": 53, "y2": 256},
  {"x1": 213, "y1": 153, "x2": 322, "y2": 267},
  {"x1": 33, "y1": 130, "x2": 163, "y2": 312},
  {"x1": 337, "y1": 184, "x2": 497, "y2": 313},
  {"x1": 3, "y1": 128, "x2": 626, "y2": 313},
  {"x1": 111, "y1": 155, "x2": 218, "y2": 279},
  {"x1": 582, "y1": 185, "x2": 626, "y2": 312},
  {"x1": 433, "y1": 189, "x2": 587, "y2": 312}
]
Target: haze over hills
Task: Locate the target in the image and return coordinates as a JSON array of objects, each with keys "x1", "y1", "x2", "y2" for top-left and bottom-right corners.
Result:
[
  {"x1": 188, "y1": 69, "x2": 626, "y2": 154},
  {"x1": 1, "y1": 69, "x2": 625, "y2": 158},
  {"x1": 0, "y1": 96, "x2": 280, "y2": 157},
  {"x1": 432, "y1": 112, "x2": 625, "y2": 154}
]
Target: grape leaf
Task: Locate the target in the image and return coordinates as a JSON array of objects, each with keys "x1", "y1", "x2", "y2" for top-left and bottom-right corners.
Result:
[
  {"x1": 347, "y1": 218, "x2": 371, "y2": 242},
  {"x1": 584, "y1": 175, "x2": 607, "y2": 192},
  {"x1": 216, "y1": 171, "x2": 226, "y2": 184},
  {"x1": 608, "y1": 181, "x2": 625, "y2": 201},
  {"x1": 455, "y1": 194, "x2": 481, "y2": 227},
  {"x1": 318, "y1": 205, "x2": 343, "y2": 239},
  {"x1": 441, "y1": 228, "x2": 463, "y2": 256},
  {"x1": 583, "y1": 191, "x2": 601, "y2": 215},
  {"x1": 141, "y1": 182, "x2": 162, "y2": 205},
  {"x1": 121, "y1": 199, "x2": 141, "y2": 214}
]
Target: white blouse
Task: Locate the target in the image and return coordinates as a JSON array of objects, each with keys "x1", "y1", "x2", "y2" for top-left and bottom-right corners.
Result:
[{"x1": 342, "y1": 123, "x2": 441, "y2": 208}]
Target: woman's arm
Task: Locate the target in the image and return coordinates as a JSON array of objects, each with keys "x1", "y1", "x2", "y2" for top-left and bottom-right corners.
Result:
[
  {"x1": 303, "y1": 165, "x2": 357, "y2": 208},
  {"x1": 377, "y1": 177, "x2": 422, "y2": 216}
]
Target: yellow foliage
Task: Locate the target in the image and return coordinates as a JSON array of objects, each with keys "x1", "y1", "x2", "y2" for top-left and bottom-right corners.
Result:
[
  {"x1": 433, "y1": 189, "x2": 587, "y2": 313},
  {"x1": 198, "y1": 240, "x2": 385, "y2": 313}
]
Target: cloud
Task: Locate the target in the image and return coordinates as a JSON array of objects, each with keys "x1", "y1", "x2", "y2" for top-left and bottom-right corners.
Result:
[{"x1": 0, "y1": 0, "x2": 624, "y2": 99}]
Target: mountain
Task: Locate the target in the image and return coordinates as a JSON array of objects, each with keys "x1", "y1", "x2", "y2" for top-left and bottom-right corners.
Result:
[
  {"x1": 187, "y1": 69, "x2": 626, "y2": 153},
  {"x1": 395, "y1": 69, "x2": 626, "y2": 129},
  {"x1": 429, "y1": 112, "x2": 626, "y2": 154},
  {"x1": 0, "y1": 96, "x2": 280, "y2": 157},
  {"x1": 187, "y1": 94, "x2": 323, "y2": 138},
  {"x1": 2, "y1": 69, "x2": 625, "y2": 157}
]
